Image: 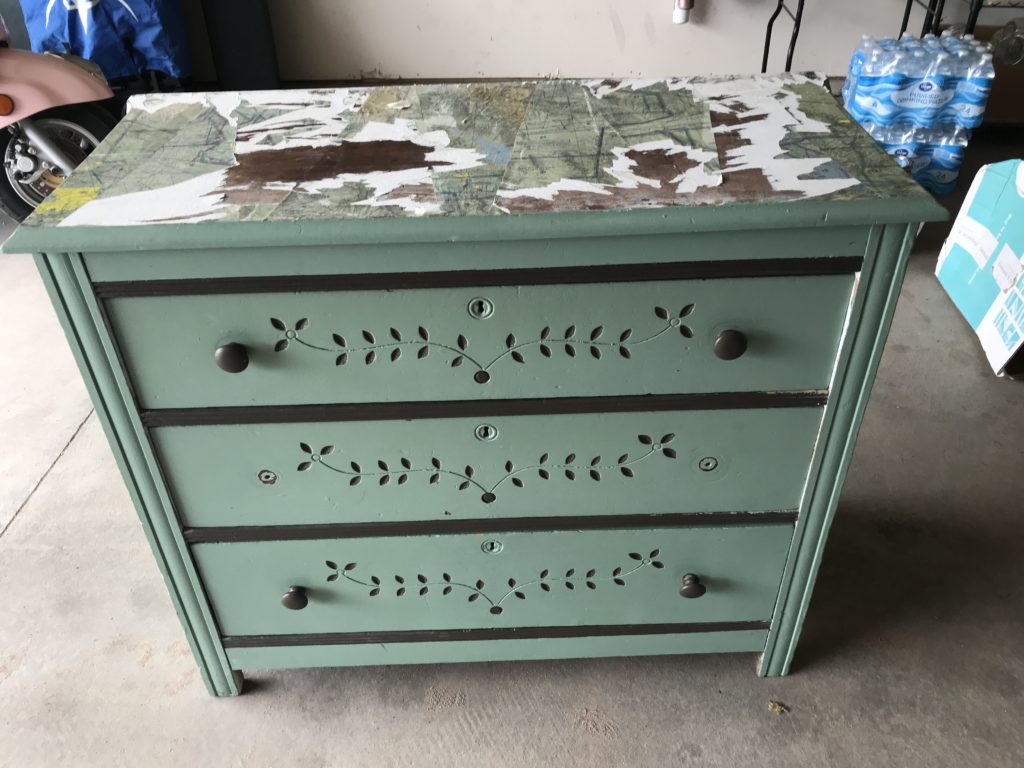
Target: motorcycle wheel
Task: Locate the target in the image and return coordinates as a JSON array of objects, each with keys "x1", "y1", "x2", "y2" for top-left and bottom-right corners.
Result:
[{"x1": 1, "y1": 103, "x2": 118, "y2": 222}]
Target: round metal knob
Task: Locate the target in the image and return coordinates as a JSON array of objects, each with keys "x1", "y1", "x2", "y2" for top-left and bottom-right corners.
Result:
[
  {"x1": 214, "y1": 342, "x2": 249, "y2": 373},
  {"x1": 713, "y1": 330, "x2": 747, "y2": 361},
  {"x1": 281, "y1": 586, "x2": 309, "y2": 611},
  {"x1": 679, "y1": 573, "x2": 707, "y2": 599}
]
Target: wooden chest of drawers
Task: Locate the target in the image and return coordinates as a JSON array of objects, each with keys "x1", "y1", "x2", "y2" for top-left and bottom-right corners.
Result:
[{"x1": 6, "y1": 74, "x2": 945, "y2": 696}]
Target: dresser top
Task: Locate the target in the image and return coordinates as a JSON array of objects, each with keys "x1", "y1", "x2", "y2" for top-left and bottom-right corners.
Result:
[{"x1": 7, "y1": 74, "x2": 946, "y2": 253}]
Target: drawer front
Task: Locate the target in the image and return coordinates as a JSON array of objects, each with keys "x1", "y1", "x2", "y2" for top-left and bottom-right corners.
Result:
[
  {"x1": 194, "y1": 524, "x2": 794, "y2": 637},
  {"x1": 157, "y1": 407, "x2": 823, "y2": 528},
  {"x1": 106, "y1": 274, "x2": 855, "y2": 409}
]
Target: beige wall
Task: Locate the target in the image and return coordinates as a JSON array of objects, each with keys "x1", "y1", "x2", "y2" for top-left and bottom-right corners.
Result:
[{"x1": 187, "y1": 0, "x2": 975, "y2": 83}]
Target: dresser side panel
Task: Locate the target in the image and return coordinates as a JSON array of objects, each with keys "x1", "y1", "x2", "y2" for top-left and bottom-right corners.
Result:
[
  {"x1": 33, "y1": 253, "x2": 241, "y2": 697},
  {"x1": 759, "y1": 222, "x2": 917, "y2": 676}
]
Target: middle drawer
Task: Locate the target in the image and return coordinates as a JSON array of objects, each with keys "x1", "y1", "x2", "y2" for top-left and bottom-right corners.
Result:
[{"x1": 156, "y1": 406, "x2": 823, "y2": 528}]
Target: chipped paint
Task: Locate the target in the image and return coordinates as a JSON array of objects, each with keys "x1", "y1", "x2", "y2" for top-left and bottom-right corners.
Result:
[{"x1": 18, "y1": 75, "x2": 931, "y2": 230}]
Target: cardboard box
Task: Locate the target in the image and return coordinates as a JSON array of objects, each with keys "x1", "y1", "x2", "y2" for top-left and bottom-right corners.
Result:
[{"x1": 936, "y1": 159, "x2": 1024, "y2": 376}]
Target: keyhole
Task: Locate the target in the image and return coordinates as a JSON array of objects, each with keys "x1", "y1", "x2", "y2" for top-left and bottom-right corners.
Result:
[
  {"x1": 474, "y1": 423, "x2": 498, "y2": 441},
  {"x1": 467, "y1": 297, "x2": 494, "y2": 319},
  {"x1": 481, "y1": 539, "x2": 504, "y2": 554}
]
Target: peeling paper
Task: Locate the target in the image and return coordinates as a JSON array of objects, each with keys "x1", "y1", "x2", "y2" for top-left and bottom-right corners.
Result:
[
  {"x1": 691, "y1": 75, "x2": 860, "y2": 198},
  {"x1": 605, "y1": 140, "x2": 721, "y2": 193},
  {"x1": 59, "y1": 170, "x2": 228, "y2": 226},
  {"x1": 27, "y1": 76, "x2": 931, "y2": 230},
  {"x1": 289, "y1": 119, "x2": 487, "y2": 216}
]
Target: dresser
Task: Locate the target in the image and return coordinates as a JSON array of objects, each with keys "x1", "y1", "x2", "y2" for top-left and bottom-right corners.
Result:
[{"x1": 5, "y1": 74, "x2": 946, "y2": 696}]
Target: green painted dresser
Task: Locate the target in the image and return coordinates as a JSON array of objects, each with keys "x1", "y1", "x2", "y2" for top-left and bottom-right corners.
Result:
[{"x1": 4, "y1": 74, "x2": 946, "y2": 696}]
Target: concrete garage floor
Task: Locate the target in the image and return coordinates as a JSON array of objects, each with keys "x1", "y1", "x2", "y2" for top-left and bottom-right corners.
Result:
[{"x1": 2, "y1": 166, "x2": 1023, "y2": 765}]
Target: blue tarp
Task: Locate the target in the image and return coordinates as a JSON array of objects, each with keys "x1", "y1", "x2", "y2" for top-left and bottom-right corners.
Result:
[{"x1": 19, "y1": 0, "x2": 190, "y2": 79}]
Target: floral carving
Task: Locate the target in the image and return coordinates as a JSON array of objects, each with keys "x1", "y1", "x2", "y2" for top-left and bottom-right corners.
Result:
[
  {"x1": 296, "y1": 434, "x2": 678, "y2": 504},
  {"x1": 324, "y1": 549, "x2": 665, "y2": 614},
  {"x1": 269, "y1": 304, "x2": 694, "y2": 380}
]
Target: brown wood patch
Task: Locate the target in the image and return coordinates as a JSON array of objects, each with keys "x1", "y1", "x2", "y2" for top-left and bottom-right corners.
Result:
[{"x1": 225, "y1": 140, "x2": 452, "y2": 186}]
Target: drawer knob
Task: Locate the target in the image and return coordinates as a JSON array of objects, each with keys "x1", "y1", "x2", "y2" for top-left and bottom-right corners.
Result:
[
  {"x1": 281, "y1": 586, "x2": 309, "y2": 611},
  {"x1": 679, "y1": 573, "x2": 707, "y2": 599},
  {"x1": 214, "y1": 342, "x2": 250, "y2": 373},
  {"x1": 713, "y1": 330, "x2": 747, "y2": 361}
]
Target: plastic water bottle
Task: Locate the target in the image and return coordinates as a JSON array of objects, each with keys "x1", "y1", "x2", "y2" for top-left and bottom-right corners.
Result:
[
  {"x1": 844, "y1": 33, "x2": 995, "y2": 129},
  {"x1": 911, "y1": 124, "x2": 969, "y2": 194}
]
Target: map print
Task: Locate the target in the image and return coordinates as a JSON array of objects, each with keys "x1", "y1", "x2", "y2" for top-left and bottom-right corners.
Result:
[{"x1": 24, "y1": 73, "x2": 932, "y2": 229}]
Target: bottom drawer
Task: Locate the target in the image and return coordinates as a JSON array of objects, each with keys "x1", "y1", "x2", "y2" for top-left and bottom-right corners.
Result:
[{"x1": 195, "y1": 524, "x2": 794, "y2": 639}]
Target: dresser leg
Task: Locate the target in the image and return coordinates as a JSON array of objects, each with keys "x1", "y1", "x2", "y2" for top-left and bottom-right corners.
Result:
[{"x1": 206, "y1": 670, "x2": 245, "y2": 697}]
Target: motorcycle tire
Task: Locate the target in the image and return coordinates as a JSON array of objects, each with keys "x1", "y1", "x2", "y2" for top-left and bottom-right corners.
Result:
[{"x1": 1, "y1": 103, "x2": 119, "y2": 223}]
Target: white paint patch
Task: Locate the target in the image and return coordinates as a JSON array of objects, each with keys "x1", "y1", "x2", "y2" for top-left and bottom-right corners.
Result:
[
  {"x1": 584, "y1": 78, "x2": 664, "y2": 99},
  {"x1": 689, "y1": 73, "x2": 860, "y2": 198},
  {"x1": 58, "y1": 170, "x2": 228, "y2": 226},
  {"x1": 674, "y1": 156, "x2": 724, "y2": 193},
  {"x1": 128, "y1": 88, "x2": 370, "y2": 154},
  {"x1": 498, "y1": 178, "x2": 613, "y2": 202},
  {"x1": 233, "y1": 89, "x2": 370, "y2": 154},
  {"x1": 128, "y1": 90, "x2": 241, "y2": 117}
]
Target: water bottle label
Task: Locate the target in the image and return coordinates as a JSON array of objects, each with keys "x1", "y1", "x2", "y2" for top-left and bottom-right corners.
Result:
[{"x1": 891, "y1": 80, "x2": 956, "y2": 109}]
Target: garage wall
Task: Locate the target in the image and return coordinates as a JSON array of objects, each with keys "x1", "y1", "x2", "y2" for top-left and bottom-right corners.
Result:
[
  {"x1": 5, "y1": 0, "x2": 988, "y2": 84},
  {"x1": 252, "y1": 0, "x2": 971, "y2": 82}
]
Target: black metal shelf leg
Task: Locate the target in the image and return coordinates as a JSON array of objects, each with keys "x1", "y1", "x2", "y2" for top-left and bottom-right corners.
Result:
[{"x1": 762, "y1": 0, "x2": 807, "y2": 74}]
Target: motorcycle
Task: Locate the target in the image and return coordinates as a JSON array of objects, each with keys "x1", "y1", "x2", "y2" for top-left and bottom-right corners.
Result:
[{"x1": 0, "y1": 14, "x2": 117, "y2": 220}]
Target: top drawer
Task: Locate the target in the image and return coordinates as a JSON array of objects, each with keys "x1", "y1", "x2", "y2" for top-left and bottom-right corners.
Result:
[{"x1": 105, "y1": 273, "x2": 855, "y2": 410}]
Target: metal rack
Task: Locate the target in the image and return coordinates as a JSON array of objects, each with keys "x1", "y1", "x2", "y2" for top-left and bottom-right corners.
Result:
[
  {"x1": 900, "y1": 0, "x2": 1024, "y2": 38},
  {"x1": 761, "y1": 0, "x2": 807, "y2": 73},
  {"x1": 761, "y1": 0, "x2": 1020, "y2": 73}
]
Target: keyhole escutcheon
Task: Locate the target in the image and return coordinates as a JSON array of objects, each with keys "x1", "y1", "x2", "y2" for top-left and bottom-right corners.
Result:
[
  {"x1": 474, "y1": 423, "x2": 498, "y2": 441},
  {"x1": 467, "y1": 297, "x2": 494, "y2": 320}
]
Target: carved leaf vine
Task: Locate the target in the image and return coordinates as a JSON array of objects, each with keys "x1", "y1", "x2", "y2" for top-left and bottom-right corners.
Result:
[
  {"x1": 269, "y1": 305, "x2": 695, "y2": 378},
  {"x1": 324, "y1": 549, "x2": 665, "y2": 614},
  {"x1": 296, "y1": 434, "x2": 678, "y2": 503}
]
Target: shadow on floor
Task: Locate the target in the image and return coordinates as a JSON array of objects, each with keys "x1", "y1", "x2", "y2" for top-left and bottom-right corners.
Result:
[{"x1": 792, "y1": 500, "x2": 1024, "y2": 674}]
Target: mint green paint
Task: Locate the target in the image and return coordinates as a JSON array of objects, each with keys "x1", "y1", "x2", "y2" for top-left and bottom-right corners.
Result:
[
  {"x1": 82, "y1": 226, "x2": 872, "y2": 282},
  {"x1": 225, "y1": 630, "x2": 770, "y2": 670},
  {"x1": 3, "y1": 198, "x2": 945, "y2": 256},
  {"x1": 108, "y1": 274, "x2": 854, "y2": 409},
  {"x1": 154, "y1": 408, "x2": 822, "y2": 527},
  {"x1": 7, "y1": 79, "x2": 949, "y2": 695},
  {"x1": 193, "y1": 525, "x2": 793, "y2": 636},
  {"x1": 759, "y1": 224, "x2": 918, "y2": 676},
  {"x1": 83, "y1": 228, "x2": 876, "y2": 286},
  {"x1": 32, "y1": 253, "x2": 240, "y2": 697}
]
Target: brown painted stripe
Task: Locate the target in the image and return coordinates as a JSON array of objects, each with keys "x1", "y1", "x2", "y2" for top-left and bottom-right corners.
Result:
[
  {"x1": 183, "y1": 510, "x2": 797, "y2": 544},
  {"x1": 93, "y1": 256, "x2": 863, "y2": 298},
  {"x1": 142, "y1": 390, "x2": 827, "y2": 428},
  {"x1": 221, "y1": 620, "x2": 771, "y2": 648}
]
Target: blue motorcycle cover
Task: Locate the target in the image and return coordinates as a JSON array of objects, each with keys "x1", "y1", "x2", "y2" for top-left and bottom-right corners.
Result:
[{"x1": 19, "y1": 0, "x2": 190, "y2": 79}]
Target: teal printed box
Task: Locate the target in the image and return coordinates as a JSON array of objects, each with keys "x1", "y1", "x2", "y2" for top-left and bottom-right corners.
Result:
[{"x1": 936, "y1": 159, "x2": 1024, "y2": 376}]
